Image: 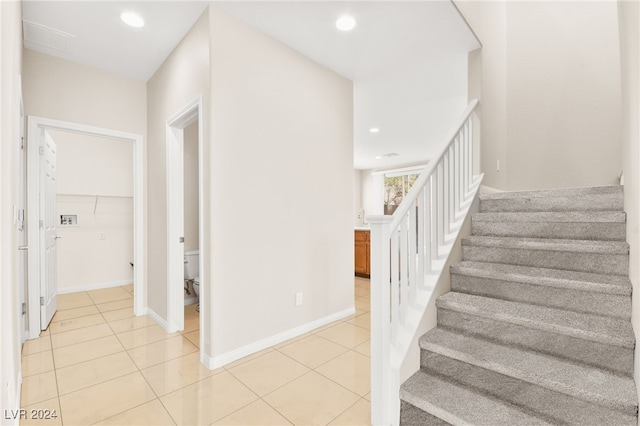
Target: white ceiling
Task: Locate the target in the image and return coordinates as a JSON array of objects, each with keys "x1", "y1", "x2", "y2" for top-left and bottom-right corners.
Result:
[
  {"x1": 22, "y1": 1, "x2": 210, "y2": 82},
  {"x1": 21, "y1": 1, "x2": 480, "y2": 171}
]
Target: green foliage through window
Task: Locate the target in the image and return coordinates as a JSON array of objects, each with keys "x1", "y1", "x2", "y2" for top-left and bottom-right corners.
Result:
[{"x1": 384, "y1": 174, "x2": 418, "y2": 207}]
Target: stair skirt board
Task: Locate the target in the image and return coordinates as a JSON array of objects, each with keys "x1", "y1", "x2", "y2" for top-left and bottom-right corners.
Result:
[{"x1": 399, "y1": 186, "x2": 639, "y2": 425}]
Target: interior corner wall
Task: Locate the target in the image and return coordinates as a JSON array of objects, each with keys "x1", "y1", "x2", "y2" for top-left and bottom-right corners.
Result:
[
  {"x1": 209, "y1": 6, "x2": 353, "y2": 357},
  {"x1": 456, "y1": 1, "x2": 622, "y2": 191},
  {"x1": 617, "y1": 0, "x2": 640, "y2": 408},
  {"x1": 1, "y1": 0, "x2": 23, "y2": 419},
  {"x1": 456, "y1": 0, "x2": 508, "y2": 190},
  {"x1": 146, "y1": 10, "x2": 209, "y2": 322}
]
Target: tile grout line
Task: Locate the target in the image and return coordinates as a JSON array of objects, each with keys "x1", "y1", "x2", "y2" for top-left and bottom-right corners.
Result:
[
  {"x1": 46, "y1": 322, "x2": 65, "y2": 426},
  {"x1": 57, "y1": 287, "x2": 137, "y2": 425},
  {"x1": 42, "y1": 283, "x2": 370, "y2": 425},
  {"x1": 90, "y1": 286, "x2": 180, "y2": 426}
]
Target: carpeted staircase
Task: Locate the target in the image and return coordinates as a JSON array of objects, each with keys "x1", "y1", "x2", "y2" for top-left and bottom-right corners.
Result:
[{"x1": 399, "y1": 186, "x2": 638, "y2": 425}]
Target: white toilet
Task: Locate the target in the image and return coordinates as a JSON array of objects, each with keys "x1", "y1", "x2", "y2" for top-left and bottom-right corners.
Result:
[{"x1": 184, "y1": 249, "x2": 200, "y2": 298}]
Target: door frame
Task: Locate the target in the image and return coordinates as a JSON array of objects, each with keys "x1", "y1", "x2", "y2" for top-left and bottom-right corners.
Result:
[
  {"x1": 17, "y1": 76, "x2": 28, "y2": 343},
  {"x1": 166, "y1": 95, "x2": 204, "y2": 334},
  {"x1": 27, "y1": 116, "x2": 144, "y2": 339}
]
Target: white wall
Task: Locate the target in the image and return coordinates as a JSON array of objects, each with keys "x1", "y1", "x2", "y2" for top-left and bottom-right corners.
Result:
[
  {"x1": 184, "y1": 121, "x2": 199, "y2": 252},
  {"x1": 0, "y1": 1, "x2": 23, "y2": 420},
  {"x1": 146, "y1": 11, "x2": 209, "y2": 326},
  {"x1": 22, "y1": 50, "x2": 146, "y2": 136},
  {"x1": 53, "y1": 131, "x2": 133, "y2": 197},
  {"x1": 618, "y1": 0, "x2": 640, "y2": 410},
  {"x1": 49, "y1": 130, "x2": 134, "y2": 293},
  {"x1": 456, "y1": 1, "x2": 622, "y2": 191},
  {"x1": 359, "y1": 169, "x2": 384, "y2": 221},
  {"x1": 209, "y1": 6, "x2": 353, "y2": 357}
]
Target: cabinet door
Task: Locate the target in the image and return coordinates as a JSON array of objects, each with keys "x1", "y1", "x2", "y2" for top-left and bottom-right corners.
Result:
[
  {"x1": 355, "y1": 240, "x2": 369, "y2": 275},
  {"x1": 355, "y1": 231, "x2": 370, "y2": 277}
]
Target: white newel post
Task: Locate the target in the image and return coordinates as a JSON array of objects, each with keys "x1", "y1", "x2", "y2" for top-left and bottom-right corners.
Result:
[{"x1": 368, "y1": 214, "x2": 395, "y2": 426}]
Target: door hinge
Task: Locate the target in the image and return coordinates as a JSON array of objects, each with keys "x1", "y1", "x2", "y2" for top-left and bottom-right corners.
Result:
[
  {"x1": 39, "y1": 220, "x2": 44, "y2": 229},
  {"x1": 39, "y1": 146, "x2": 44, "y2": 155},
  {"x1": 20, "y1": 136, "x2": 24, "y2": 149},
  {"x1": 40, "y1": 297, "x2": 44, "y2": 306},
  {"x1": 179, "y1": 237, "x2": 184, "y2": 243},
  {"x1": 22, "y1": 302, "x2": 26, "y2": 315}
]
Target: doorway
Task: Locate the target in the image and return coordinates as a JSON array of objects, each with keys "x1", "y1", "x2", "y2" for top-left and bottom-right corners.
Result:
[
  {"x1": 26, "y1": 117, "x2": 144, "y2": 339},
  {"x1": 165, "y1": 95, "x2": 204, "y2": 339}
]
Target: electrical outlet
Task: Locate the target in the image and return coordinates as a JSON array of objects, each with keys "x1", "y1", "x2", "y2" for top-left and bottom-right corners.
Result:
[
  {"x1": 295, "y1": 292, "x2": 303, "y2": 306},
  {"x1": 99, "y1": 232, "x2": 105, "y2": 240}
]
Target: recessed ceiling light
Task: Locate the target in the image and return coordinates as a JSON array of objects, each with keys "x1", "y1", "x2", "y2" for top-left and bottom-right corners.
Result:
[
  {"x1": 336, "y1": 15, "x2": 356, "y2": 31},
  {"x1": 376, "y1": 153, "x2": 399, "y2": 160},
  {"x1": 121, "y1": 12, "x2": 145, "y2": 28},
  {"x1": 369, "y1": 128, "x2": 380, "y2": 133}
]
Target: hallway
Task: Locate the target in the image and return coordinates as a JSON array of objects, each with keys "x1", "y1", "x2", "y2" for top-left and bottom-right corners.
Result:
[{"x1": 19, "y1": 278, "x2": 371, "y2": 425}]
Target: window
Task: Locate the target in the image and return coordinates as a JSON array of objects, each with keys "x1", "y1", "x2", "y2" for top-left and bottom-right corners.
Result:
[{"x1": 383, "y1": 173, "x2": 418, "y2": 215}]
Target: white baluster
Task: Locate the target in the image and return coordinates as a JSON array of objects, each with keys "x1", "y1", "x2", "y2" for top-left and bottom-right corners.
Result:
[
  {"x1": 400, "y1": 216, "x2": 409, "y2": 323},
  {"x1": 409, "y1": 198, "x2": 418, "y2": 306},
  {"x1": 417, "y1": 187, "x2": 426, "y2": 288},
  {"x1": 390, "y1": 224, "x2": 399, "y2": 343},
  {"x1": 443, "y1": 151, "x2": 450, "y2": 238}
]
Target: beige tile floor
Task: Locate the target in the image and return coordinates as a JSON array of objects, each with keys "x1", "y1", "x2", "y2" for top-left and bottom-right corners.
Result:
[{"x1": 20, "y1": 277, "x2": 372, "y2": 426}]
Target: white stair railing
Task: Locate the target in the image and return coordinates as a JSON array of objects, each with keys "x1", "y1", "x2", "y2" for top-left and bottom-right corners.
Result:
[{"x1": 368, "y1": 99, "x2": 483, "y2": 425}]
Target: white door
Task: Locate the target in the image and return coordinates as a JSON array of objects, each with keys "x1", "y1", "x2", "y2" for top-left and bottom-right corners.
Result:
[
  {"x1": 17, "y1": 102, "x2": 28, "y2": 341},
  {"x1": 40, "y1": 131, "x2": 57, "y2": 330}
]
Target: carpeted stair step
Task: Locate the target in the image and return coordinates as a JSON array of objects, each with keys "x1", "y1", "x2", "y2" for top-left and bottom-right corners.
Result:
[
  {"x1": 450, "y1": 261, "x2": 631, "y2": 319},
  {"x1": 471, "y1": 211, "x2": 626, "y2": 240},
  {"x1": 479, "y1": 185, "x2": 623, "y2": 213},
  {"x1": 400, "y1": 401, "x2": 450, "y2": 426},
  {"x1": 462, "y1": 236, "x2": 629, "y2": 276},
  {"x1": 419, "y1": 328, "x2": 638, "y2": 416},
  {"x1": 400, "y1": 369, "x2": 554, "y2": 425},
  {"x1": 416, "y1": 349, "x2": 637, "y2": 425},
  {"x1": 436, "y1": 292, "x2": 634, "y2": 375}
]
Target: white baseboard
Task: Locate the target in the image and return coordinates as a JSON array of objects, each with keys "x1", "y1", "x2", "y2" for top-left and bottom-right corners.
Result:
[
  {"x1": 56, "y1": 279, "x2": 133, "y2": 294},
  {"x1": 203, "y1": 306, "x2": 356, "y2": 370},
  {"x1": 145, "y1": 307, "x2": 170, "y2": 331},
  {"x1": 479, "y1": 185, "x2": 504, "y2": 194}
]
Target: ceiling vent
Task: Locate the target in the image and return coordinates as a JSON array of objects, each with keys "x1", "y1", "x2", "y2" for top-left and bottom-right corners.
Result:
[{"x1": 23, "y1": 20, "x2": 76, "y2": 53}]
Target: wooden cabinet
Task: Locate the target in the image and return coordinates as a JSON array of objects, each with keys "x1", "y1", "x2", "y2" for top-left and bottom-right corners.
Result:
[{"x1": 355, "y1": 230, "x2": 370, "y2": 277}]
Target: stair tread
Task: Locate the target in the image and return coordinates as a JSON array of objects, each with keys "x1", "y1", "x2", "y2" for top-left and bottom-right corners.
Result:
[
  {"x1": 418, "y1": 353, "x2": 638, "y2": 425},
  {"x1": 451, "y1": 261, "x2": 631, "y2": 295},
  {"x1": 437, "y1": 292, "x2": 635, "y2": 348},
  {"x1": 401, "y1": 370, "x2": 553, "y2": 426},
  {"x1": 479, "y1": 186, "x2": 622, "y2": 201},
  {"x1": 472, "y1": 211, "x2": 626, "y2": 223},
  {"x1": 463, "y1": 236, "x2": 629, "y2": 254},
  {"x1": 419, "y1": 328, "x2": 638, "y2": 412}
]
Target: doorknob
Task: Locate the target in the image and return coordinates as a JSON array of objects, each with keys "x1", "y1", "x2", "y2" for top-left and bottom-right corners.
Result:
[
  {"x1": 54, "y1": 235, "x2": 62, "y2": 239},
  {"x1": 18, "y1": 245, "x2": 28, "y2": 250},
  {"x1": 179, "y1": 237, "x2": 184, "y2": 243}
]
